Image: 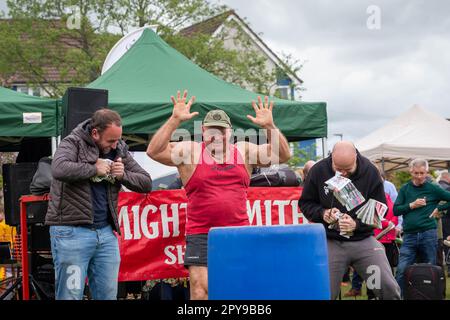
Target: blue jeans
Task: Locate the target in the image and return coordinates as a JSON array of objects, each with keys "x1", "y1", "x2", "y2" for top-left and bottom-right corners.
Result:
[
  {"x1": 395, "y1": 228, "x2": 437, "y2": 295},
  {"x1": 50, "y1": 225, "x2": 121, "y2": 300}
]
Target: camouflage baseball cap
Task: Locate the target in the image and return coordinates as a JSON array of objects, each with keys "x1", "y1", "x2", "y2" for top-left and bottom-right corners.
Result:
[{"x1": 203, "y1": 109, "x2": 232, "y2": 128}]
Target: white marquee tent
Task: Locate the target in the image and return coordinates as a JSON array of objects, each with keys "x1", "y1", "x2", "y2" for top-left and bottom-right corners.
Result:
[{"x1": 355, "y1": 105, "x2": 450, "y2": 172}]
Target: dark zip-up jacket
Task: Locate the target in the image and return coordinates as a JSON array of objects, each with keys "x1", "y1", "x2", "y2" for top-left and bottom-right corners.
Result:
[
  {"x1": 439, "y1": 180, "x2": 450, "y2": 192},
  {"x1": 299, "y1": 151, "x2": 386, "y2": 241},
  {"x1": 45, "y1": 119, "x2": 152, "y2": 233}
]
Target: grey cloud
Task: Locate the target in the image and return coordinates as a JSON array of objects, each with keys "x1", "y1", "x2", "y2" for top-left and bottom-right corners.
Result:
[
  {"x1": 218, "y1": 0, "x2": 450, "y2": 142},
  {"x1": 222, "y1": 0, "x2": 450, "y2": 62}
]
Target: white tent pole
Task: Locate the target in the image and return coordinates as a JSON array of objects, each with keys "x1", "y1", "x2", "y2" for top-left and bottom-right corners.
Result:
[
  {"x1": 321, "y1": 137, "x2": 328, "y2": 159},
  {"x1": 51, "y1": 137, "x2": 57, "y2": 156},
  {"x1": 52, "y1": 136, "x2": 61, "y2": 156},
  {"x1": 381, "y1": 157, "x2": 385, "y2": 172}
]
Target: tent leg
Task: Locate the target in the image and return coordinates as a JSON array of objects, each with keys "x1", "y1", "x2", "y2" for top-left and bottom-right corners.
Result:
[
  {"x1": 52, "y1": 136, "x2": 60, "y2": 156},
  {"x1": 381, "y1": 157, "x2": 385, "y2": 173},
  {"x1": 321, "y1": 137, "x2": 328, "y2": 159}
]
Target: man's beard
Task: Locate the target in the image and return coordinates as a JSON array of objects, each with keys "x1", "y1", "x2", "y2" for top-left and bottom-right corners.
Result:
[{"x1": 100, "y1": 145, "x2": 111, "y2": 154}]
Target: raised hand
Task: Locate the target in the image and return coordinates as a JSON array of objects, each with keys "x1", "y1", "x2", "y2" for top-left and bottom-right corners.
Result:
[
  {"x1": 247, "y1": 96, "x2": 275, "y2": 129},
  {"x1": 171, "y1": 90, "x2": 198, "y2": 122}
]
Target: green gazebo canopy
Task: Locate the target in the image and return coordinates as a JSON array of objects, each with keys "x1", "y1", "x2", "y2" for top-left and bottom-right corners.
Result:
[
  {"x1": 87, "y1": 28, "x2": 327, "y2": 141},
  {"x1": 0, "y1": 86, "x2": 58, "y2": 137}
]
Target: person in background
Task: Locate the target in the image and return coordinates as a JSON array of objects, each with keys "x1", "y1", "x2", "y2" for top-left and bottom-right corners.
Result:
[
  {"x1": 381, "y1": 171, "x2": 402, "y2": 237},
  {"x1": 437, "y1": 172, "x2": 450, "y2": 277},
  {"x1": 439, "y1": 172, "x2": 450, "y2": 249},
  {"x1": 394, "y1": 159, "x2": 450, "y2": 296},
  {"x1": 439, "y1": 172, "x2": 450, "y2": 193},
  {"x1": 302, "y1": 160, "x2": 316, "y2": 181}
]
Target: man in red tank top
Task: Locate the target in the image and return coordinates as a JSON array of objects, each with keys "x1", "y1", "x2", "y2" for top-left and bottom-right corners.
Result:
[{"x1": 147, "y1": 90, "x2": 291, "y2": 300}]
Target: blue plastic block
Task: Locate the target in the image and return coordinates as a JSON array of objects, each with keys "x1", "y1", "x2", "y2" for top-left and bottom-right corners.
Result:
[{"x1": 208, "y1": 224, "x2": 330, "y2": 300}]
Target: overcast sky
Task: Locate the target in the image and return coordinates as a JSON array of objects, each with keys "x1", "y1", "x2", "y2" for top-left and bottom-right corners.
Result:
[{"x1": 215, "y1": 0, "x2": 450, "y2": 147}]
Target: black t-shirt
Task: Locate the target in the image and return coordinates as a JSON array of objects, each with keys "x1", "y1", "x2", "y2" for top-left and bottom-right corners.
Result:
[{"x1": 89, "y1": 149, "x2": 116, "y2": 229}]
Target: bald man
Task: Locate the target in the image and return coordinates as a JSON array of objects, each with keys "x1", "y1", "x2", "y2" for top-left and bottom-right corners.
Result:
[
  {"x1": 299, "y1": 141, "x2": 401, "y2": 300},
  {"x1": 439, "y1": 172, "x2": 450, "y2": 192},
  {"x1": 302, "y1": 160, "x2": 316, "y2": 181},
  {"x1": 439, "y1": 172, "x2": 450, "y2": 248}
]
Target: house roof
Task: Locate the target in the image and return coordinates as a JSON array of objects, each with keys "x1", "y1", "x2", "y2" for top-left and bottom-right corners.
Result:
[
  {"x1": 4, "y1": 67, "x2": 78, "y2": 85},
  {"x1": 180, "y1": 10, "x2": 303, "y2": 84},
  {"x1": 179, "y1": 10, "x2": 233, "y2": 37}
]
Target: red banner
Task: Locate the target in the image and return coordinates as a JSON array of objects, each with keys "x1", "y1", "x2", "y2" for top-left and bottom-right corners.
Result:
[{"x1": 117, "y1": 187, "x2": 304, "y2": 281}]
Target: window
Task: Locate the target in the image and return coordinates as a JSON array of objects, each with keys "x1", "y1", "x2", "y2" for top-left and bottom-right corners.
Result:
[
  {"x1": 17, "y1": 86, "x2": 29, "y2": 94},
  {"x1": 32, "y1": 87, "x2": 41, "y2": 97},
  {"x1": 14, "y1": 86, "x2": 41, "y2": 96},
  {"x1": 275, "y1": 86, "x2": 289, "y2": 100}
]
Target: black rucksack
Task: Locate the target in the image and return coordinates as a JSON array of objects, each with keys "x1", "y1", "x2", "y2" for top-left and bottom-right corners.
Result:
[
  {"x1": 250, "y1": 167, "x2": 301, "y2": 187},
  {"x1": 404, "y1": 263, "x2": 445, "y2": 300},
  {"x1": 30, "y1": 157, "x2": 53, "y2": 195}
]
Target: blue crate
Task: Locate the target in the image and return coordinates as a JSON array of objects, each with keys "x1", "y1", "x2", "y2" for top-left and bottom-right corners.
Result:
[{"x1": 208, "y1": 224, "x2": 330, "y2": 300}]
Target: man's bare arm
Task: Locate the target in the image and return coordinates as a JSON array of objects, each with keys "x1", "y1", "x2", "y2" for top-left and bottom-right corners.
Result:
[
  {"x1": 146, "y1": 90, "x2": 197, "y2": 166},
  {"x1": 245, "y1": 96, "x2": 291, "y2": 167},
  {"x1": 263, "y1": 124, "x2": 291, "y2": 164}
]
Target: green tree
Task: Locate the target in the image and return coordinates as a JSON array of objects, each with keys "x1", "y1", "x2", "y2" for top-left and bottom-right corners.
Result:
[
  {"x1": 287, "y1": 142, "x2": 318, "y2": 170},
  {"x1": 0, "y1": 1, "x2": 303, "y2": 99},
  {"x1": 0, "y1": 0, "x2": 119, "y2": 96},
  {"x1": 390, "y1": 169, "x2": 438, "y2": 190},
  {"x1": 390, "y1": 171, "x2": 411, "y2": 190},
  {"x1": 100, "y1": 0, "x2": 224, "y2": 35}
]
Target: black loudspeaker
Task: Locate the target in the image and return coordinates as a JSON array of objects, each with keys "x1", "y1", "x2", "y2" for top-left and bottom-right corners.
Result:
[
  {"x1": 0, "y1": 242, "x2": 12, "y2": 263},
  {"x1": 2, "y1": 163, "x2": 38, "y2": 226},
  {"x1": 29, "y1": 224, "x2": 51, "y2": 251},
  {"x1": 26, "y1": 201, "x2": 49, "y2": 225},
  {"x1": 28, "y1": 225, "x2": 54, "y2": 300},
  {"x1": 16, "y1": 137, "x2": 52, "y2": 163},
  {"x1": 62, "y1": 87, "x2": 108, "y2": 138}
]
